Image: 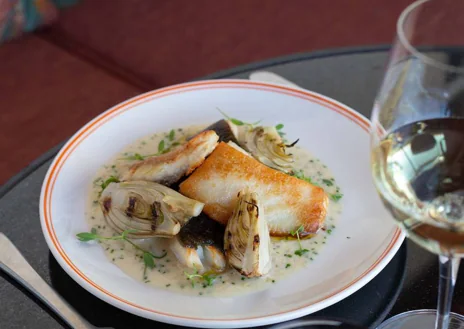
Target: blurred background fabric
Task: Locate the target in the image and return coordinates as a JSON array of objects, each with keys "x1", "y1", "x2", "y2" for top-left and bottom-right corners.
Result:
[
  {"x1": 0, "y1": 0, "x2": 413, "y2": 185},
  {"x1": 0, "y1": 0, "x2": 78, "y2": 43}
]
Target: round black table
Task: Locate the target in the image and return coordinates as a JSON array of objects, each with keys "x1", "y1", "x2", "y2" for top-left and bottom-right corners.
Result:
[{"x1": 1, "y1": 46, "x2": 464, "y2": 329}]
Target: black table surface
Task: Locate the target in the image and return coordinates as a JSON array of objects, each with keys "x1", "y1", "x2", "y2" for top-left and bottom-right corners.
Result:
[{"x1": 2, "y1": 46, "x2": 464, "y2": 329}]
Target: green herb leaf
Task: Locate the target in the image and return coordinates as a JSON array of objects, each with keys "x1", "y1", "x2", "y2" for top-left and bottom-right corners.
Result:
[
  {"x1": 285, "y1": 263, "x2": 291, "y2": 268},
  {"x1": 184, "y1": 270, "x2": 216, "y2": 287},
  {"x1": 143, "y1": 252, "x2": 155, "y2": 269},
  {"x1": 76, "y1": 232, "x2": 98, "y2": 242},
  {"x1": 291, "y1": 170, "x2": 318, "y2": 186},
  {"x1": 217, "y1": 107, "x2": 259, "y2": 126},
  {"x1": 158, "y1": 140, "x2": 165, "y2": 153},
  {"x1": 290, "y1": 224, "x2": 304, "y2": 236},
  {"x1": 100, "y1": 176, "x2": 120, "y2": 192},
  {"x1": 275, "y1": 123, "x2": 284, "y2": 130},
  {"x1": 322, "y1": 179, "x2": 334, "y2": 186},
  {"x1": 76, "y1": 229, "x2": 166, "y2": 270},
  {"x1": 330, "y1": 193, "x2": 343, "y2": 201},
  {"x1": 290, "y1": 224, "x2": 309, "y2": 256},
  {"x1": 169, "y1": 129, "x2": 175, "y2": 141},
  {"x1": 295, "y1": 249, "x2": 309, "y2": 256},
  {"x1": 202, "y1": 274, "x2": 217, "y2": 286},
  {"x1": 230, "y1": 118, "x2": 245, "y2": 126}
]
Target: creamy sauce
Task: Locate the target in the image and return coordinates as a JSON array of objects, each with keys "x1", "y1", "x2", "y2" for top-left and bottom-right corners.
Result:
[{"x1": 85, "y1": 125, "x2": 342, "y2": 297}]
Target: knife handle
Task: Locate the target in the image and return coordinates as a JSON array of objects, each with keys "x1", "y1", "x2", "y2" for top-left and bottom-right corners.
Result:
[{"x1": 0, "y1": 233, "x2": 94, "y2": 329}]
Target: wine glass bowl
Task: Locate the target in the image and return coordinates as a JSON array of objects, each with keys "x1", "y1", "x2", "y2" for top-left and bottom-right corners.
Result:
[{"x1": 370, "y1": 0, "x2": 464, "y2": 328}]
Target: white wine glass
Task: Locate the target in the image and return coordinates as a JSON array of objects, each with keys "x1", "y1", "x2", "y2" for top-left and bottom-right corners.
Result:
[{"x1": 370, "y1": 0, "x2": 464, "y2": 328}]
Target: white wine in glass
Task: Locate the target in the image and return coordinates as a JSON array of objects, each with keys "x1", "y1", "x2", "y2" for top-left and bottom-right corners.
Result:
[{"x1": 371, "y1": 0, "x2": 464, "y2": 328}]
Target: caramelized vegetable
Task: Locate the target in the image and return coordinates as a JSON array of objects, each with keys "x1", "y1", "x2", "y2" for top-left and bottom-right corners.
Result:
[
  {"x1": 100, "y1": 181, "x2": 204, "y2": 238},
  {"x1": 224, "y1": 191, "x2": 272, "y2": 277}
]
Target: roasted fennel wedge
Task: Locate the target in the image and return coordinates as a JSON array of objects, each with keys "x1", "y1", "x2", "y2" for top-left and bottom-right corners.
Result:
[
  {"x1": 224, "y1": 191, "x2": 272, "y2": 277},
  {"x1": 206, "y1": 119, "x2": 294, "y2": 173},
  {"x1": 100, "y1": 181, "x2": 204, "y2": 238}
]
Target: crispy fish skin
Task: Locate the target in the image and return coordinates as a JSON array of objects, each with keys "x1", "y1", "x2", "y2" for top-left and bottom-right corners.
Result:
[
  {"x1": 169, "y1": 214, "x2": 227, "y2": 273},
  {"x1": 179, "y1": 142, "x2": 328, "y2": 236},
  {"x1": 121, "y1": 130, "x2": 219, "y2": 185}
]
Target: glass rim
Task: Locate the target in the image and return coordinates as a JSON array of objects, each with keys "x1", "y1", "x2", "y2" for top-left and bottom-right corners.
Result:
[
  {"x1": 377, "y1": 309, "x2": 464, "y2": 329},
  {"x1": 397, "y1": 0, "x2": 464, "y2": 73}
]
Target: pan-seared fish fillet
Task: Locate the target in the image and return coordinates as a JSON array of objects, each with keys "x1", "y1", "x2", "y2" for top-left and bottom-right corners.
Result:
[
  {"x1": 121, "y1": 130, "x2": 219, "y2": 185},
  {"x1": 179, "y1": 142, "x2": 328, "y2": 236}
]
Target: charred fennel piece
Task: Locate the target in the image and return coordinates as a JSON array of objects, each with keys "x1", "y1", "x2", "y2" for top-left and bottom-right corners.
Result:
[
  {"x1": 224, "y1": 191, "x2": 272, "y2": 277},
  {"x1": 99, "y1": 181, "x2": 204, "y2": 238},
  {"x1": 76, "y1": 229, "x2": 167, "y2": 269},
  {"x1": 234, "y1": 125, "x2": 295, "y2": 173},
  {"x1": 206, "y1": 117, "x2": 295, "y2": 173}
]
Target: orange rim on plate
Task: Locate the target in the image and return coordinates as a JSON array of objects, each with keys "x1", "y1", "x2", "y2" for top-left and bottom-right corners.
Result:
[{"x1": 41, "y1": 80, "x2": 402, "y2": 322}]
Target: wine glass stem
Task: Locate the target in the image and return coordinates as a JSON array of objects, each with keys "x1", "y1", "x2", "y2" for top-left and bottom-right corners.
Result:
[{"x1": 435, "y1": 255, "x2": 460, "y2": 329}]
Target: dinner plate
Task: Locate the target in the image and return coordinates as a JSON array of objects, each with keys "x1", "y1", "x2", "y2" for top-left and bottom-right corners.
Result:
[{"x1": 39, "y1": 79, "x2": 404, "y2": 328}]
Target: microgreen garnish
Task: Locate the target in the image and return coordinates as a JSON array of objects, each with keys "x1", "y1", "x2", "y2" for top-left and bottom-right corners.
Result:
[
  {"x1": 184, "y1": 269, "x2": 217, "y2": 288},
  {"x1": 120, "y1": 153, "x2": 144, "y2": 161},
  {"x1": 168, "y1": 129, "x2": 175, "y2": 141},
  {"x1": 217, "y1": 108, "x2": 261, "y2": 126},
  {"x1": 322, "y1": 179, "x2": 334, "y2": 186},
  {"x1": 275, "y1": 123, "x2": 286, "y2": 139},
  {"x1": 98, "y1": 176, "x2": 120, "y2": 195},
  {"x1": 119, "y1": 132, "x2": 183, "y2": 161},
  {"x1": 330, "y1": 193, "x2": 343, "y2": 202},
  {"x1": 76, "y1": 230, "x2": 167, "y2": 272},
  {"x1": 290, "y1": 225, "x2": 309, "y2": 256},
  {"x1": 158, "y1": 139, "x2": 165, "y2": 153},
  {"x1": 291, "y1": 170, "x2": 319, "y2": 186}
]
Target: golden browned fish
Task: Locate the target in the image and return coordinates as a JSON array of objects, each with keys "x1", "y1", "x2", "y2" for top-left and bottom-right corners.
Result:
[
  {"x1": 121, "y1": 130, "x2": 219, "y2": 185},
  {"x1": 179, "y1": 142, "x2": 328, "y2": 236}
]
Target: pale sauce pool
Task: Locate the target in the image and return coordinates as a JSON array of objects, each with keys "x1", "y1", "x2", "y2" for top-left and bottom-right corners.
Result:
[{"x1": 85, "y1": 125, "x2": 343, "y2": 297}]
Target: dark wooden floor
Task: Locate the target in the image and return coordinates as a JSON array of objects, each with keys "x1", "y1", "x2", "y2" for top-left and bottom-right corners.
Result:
[{"x1": 0, "y1": 0, "x2": 412, "y2": 184}]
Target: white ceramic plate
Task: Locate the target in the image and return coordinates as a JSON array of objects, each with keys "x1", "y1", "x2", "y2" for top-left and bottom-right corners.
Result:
[{"x1": 39, "y1": 80, "x2": 404, "y2": 328}]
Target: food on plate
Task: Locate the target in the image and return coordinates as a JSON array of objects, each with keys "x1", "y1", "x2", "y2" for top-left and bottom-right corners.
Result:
[
  {"x1": 100, "y1": 181, "x2": 204, "y2": 238},
  {"x1": 179, "y1": 142, "x2": 329, "y2": 236},
  {"x1": 203, "y1": 119, "x2": 240, "y2": 144},
  {"x1": 169, "y1": 214, "x2": 226, "y2": 273},
  {"x1": 224, "y1": 191, "x2": 272, "y2": 277},
  {"x1": 80, "y1": 118, "x2": 343, "y2": 297},
  {"x1": 121, "y1": 130, "x2": 219, "y2": 185},
  {"x1": 206, "y1": 119, "x2": 295, "y2": 173}
]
